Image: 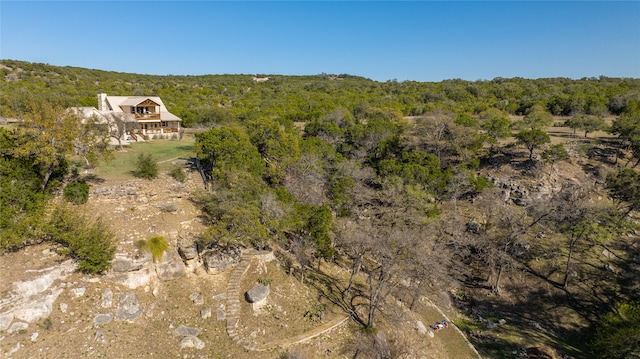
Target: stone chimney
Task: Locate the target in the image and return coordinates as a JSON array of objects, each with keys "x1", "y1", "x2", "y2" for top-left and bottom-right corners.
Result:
[{"x1": 97, "y1": 93, "x2": 108, "y2": 111}]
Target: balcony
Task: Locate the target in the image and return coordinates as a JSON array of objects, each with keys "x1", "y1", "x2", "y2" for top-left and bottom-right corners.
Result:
[{"x1": 134, "y1": 113, "x2": 160, "y2": 120}]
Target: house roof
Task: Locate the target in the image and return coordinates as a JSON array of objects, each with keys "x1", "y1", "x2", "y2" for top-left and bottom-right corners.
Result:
[{"x1": 104, "y1": 95, "x2": 181, "y2": 122}]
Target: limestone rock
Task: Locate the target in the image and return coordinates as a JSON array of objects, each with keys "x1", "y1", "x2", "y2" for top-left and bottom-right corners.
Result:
[
  {"x1": 200, "y1": 307, "x2": 211, "y2": 319},
  {"x1": 180, "y1": 336, "x2": 204, "y2": 350},
  {"x1": 189, "y1": 293, "x2": 204, "y2": 306},
  {"x1": 0, "y1": 312, "x2": 14, "y2": 331},
  {"x1": 109, "y1": 266, "x2": 155, "y2": 289},
  {"x1": 202, "y1": 248, "x2": 240, "y2": 274},
  {"x1": 8, "y1": 321, "x2": 28, "y2": 333},
  {"x1": 93, "y1": 313, "x2": 114, "y2": 326},
  {"x1": 416, "y1": 320, "x2": 428, "y2": 334},
  {"x1": 111, "y1": 253, "x2": 151, "y2": 273},
  {"x1": 177, "y1": 239, "x2": 198, "y2": 261},
  {"x1": 115, "y1": 291, "x2": 143, "y2": 322},
  {"x1": 11, "y1": 260, "x2": 75, "y2": 297},
  {"x1": 245, "y1": 284, "x2": 270, "y2": 303},
  {"x1": 101, "y1": 288, "x2": 113, "y2": 308},
  {"x1": 216, "y1": 305, "x2": 226, "y2": 321},
  {"x1": 59, "y1": 303, "x2": 68, "y2": 313},
  {"x1": 174, "y1": 325, "x2": 200, "y2": 337},
  {"x1": 72, "y1": 286, "x2": 86, "y2": 298},
  {"x1": 14, "y1": 288, "x2": 63, "y2": 323},
  {"x1": 155, "y1": 250, "x2": 186, "y2": 281}
]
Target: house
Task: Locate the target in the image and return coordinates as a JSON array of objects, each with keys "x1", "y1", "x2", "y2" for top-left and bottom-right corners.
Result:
[{"x1": 71, "y1": 93, "x2": 182, "y2": 143}]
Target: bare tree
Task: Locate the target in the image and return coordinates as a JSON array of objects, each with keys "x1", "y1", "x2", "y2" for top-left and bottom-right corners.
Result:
[{"x1": 106, "y1": 112, "x2": 137, "y2": 150}]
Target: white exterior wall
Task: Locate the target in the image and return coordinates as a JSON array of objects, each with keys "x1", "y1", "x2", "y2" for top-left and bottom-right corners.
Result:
[{"x1": 97, "y1": 93, "x2": 108, "y2": 111}]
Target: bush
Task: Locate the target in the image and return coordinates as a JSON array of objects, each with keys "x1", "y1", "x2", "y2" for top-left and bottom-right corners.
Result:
[
  {"x1": 134, "y1": 153, "x2": 158, "y2": 180},
  {"x1": 63, "y1": 180, "x2": 89, "y2": 204},
  {"x1": 46, "y1": 205, "x2": 116, "y2": 274},
  {"x1": 135, "y1": 236, "x2": 169, "y2": 262},
  {"x1": 170, "y1": 167, "x2": 186, "y2": 182}
]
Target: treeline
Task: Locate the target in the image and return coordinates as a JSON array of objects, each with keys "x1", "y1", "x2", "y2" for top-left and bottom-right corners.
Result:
[{"x1": 2, "y1": 60, "x2": 640, "y2": 127}]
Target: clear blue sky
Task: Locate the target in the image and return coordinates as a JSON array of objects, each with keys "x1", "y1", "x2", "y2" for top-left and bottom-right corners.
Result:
[{"x1": 1, "y1": 1, "x2": 639, "y2": 82}]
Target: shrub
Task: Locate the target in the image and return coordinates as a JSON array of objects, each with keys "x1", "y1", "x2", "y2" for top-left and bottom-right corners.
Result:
[
  {"x1": 133, "y1": 153, "x2": 158, "y2": 180},
  {"x1": 46, "y1": 205, "x2": 116, "y2": 274},
  {"x1": 135, "y1": 236, "x2": 169, "y2": 262},
  {"x1": 170, "y1": 167, "x2": 186, "y2": 182},
  {"x1": 63, "y1": 180, "x2": 90, "y2": 204}
]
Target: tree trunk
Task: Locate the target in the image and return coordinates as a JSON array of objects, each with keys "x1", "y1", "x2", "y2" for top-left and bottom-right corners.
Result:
[
  {"x1": 492, "y1": 265, "x2": 503, "y2": 296},
  {"x1": 563, "y1": 235, "x2": 579, "y2": 290},
  {"x1": 344, "y1": 256, "x2": 362, "y2": 299},
  {"x1": 41, "y1": 164, "x2": 54, "y2": 191}
]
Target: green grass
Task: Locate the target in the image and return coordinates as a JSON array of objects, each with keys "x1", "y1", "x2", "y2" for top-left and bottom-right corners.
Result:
[{"x1": 94, "y1": 135, "x2": 195, "y2": 180}]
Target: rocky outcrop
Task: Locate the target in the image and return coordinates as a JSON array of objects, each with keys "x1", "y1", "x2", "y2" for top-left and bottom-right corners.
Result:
[
  {"x1": 177, "y1": 238, "x2": 198, "y2": 261},
  {"x1": 0, "y1": 260, "x2": 75, "y2": 332},
  {"x1": 202, "y1": 247, "x2": 241, "y2": 274}
]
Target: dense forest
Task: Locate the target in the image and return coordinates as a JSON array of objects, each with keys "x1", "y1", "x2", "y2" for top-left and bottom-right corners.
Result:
[{"x1": 1, "y1": 60, "x2": 640, "y2": 358}]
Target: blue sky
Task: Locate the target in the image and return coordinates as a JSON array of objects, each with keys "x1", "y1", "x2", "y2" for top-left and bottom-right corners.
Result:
[{"x1": 1, "y1": 1, "x2": 639, "y2": 82}]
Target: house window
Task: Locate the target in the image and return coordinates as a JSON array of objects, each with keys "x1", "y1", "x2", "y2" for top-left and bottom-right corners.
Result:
[{"x1": 162, "y1": 121, "x2": 167, "y2": 127}]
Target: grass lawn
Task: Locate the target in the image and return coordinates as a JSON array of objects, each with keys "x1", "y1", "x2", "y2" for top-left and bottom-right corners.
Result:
[{"x1": 93, "y1": 135, "x2": 195, "y2": 180}]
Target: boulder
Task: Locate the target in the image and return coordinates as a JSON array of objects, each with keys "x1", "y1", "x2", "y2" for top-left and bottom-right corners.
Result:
[
  {"x1": 101, "y1": 288, "x2": 113, "y2": 308},
  {"x1": 466, "y1": 221, "x2": 480, "y2": 234},
  {"x1": 216, "y1": 305, "x2": 226, "y2": 321},
  {"x1": 202, "y1": 248, "x2": 241, "y2": 274},
  {"x1": 110, "y1": 266, "x2": 155, "y2": 289},
  {"x1": 174, "y1": 325, "x2": 200, "y2": 337},
  {"x1": 111, "y1": 253, "x2": 151, "y2": 273},
  {"x1": 415, "y1": 320, "x2": 428, "y2": 335},
  {"x1": 177, "y1": 239, "x2": 198, "y2": 261},
  {"x1": 115, "y1": 291, "x2": 143, "y2": 322},
  {"x1": 180, "y1": 336, "x2": 204, "y2": 350},
  {"x1": 200, "y1": 307, "x2": 212, "y2": 319},
  {"x1": 245, "y1": 284, "x2": 270, "y2": 304},
  {"x1": 93, "y1": 313, "x2": 114, "y2": 326},
  {"x1": 155, "y1": 250, "x2": 185, "y2": 281}
]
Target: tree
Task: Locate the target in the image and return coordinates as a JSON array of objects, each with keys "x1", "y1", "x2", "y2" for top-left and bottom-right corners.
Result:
[
  {"x1": 106, "y1": 112, "x2": 137, "y2": 151},
  {"x1": 591, "y1": 301, "x2": 640, "y2": 359},
  {"x1": 564, "y1": 114, "x2": 608, "y2": 137},
  {"x1": 194, "y1": 126, "x2": 265, "y2": 185},
  {"x1": 246, "y1": 117, "x2": 300, "y2": 185},
  {"x1": 65, "y1": 109, "x2": 112, "y2": 166},
  {"x1": 515, "y1": 128, "x2": 551, "y2": 161},
  {"x1": 13, "y1": 99, "x2": 81, "y2": 190},
  {"x1": 133, "y1": 153, "x2": 158, "y2": 180},
  {"x1": 610, "y1": 103, "x2": 640, "y2": 166},
  {"x1": 522, "y1": 104, "x2": 553, "y2": 129},
  {"x1": 542, "y1": 143, "x2": 569, "y2": 165},
  {"x1": 480, "y1": 109, "x2": 512, "y2": 155},
  {"x1": 606, "y1": 168, "x2": 640, "y2": 218},
  {"x1": 0, "y1": 128, "x2": 49, "y2": 251},
  {"x1": 46, "y1": 205, "x2": 116, "y2": 274}
]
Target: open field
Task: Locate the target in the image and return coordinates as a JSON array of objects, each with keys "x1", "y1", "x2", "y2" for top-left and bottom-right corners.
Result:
[{"x1": 92, "y1": 135, "x2": 196, "y2": 180}]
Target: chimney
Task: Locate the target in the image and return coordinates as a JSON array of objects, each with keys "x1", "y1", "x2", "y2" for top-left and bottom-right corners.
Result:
[{"x1": 97, "y1": 93, "x2": 108, "y2": 111}]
